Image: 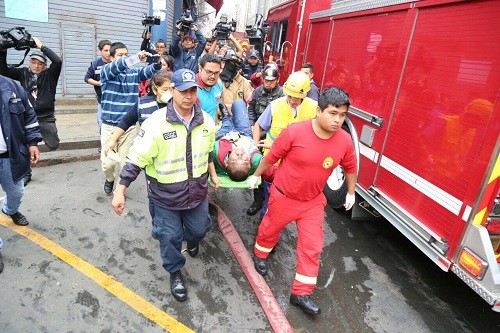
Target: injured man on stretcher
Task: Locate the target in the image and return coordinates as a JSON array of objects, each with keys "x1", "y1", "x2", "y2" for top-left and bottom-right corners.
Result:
[{"x1": 213, "y1": 100, "x2": 274, "y2": 187}]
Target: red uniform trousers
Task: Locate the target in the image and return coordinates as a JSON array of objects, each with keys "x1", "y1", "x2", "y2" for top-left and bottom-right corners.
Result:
[{"x1": 254, "y1": 184, "x2": 326, "y2": 295}]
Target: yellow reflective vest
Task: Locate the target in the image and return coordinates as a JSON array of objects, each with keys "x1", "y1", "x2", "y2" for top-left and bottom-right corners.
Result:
[
  {"x1": 264, "y1": 96, "x2": 317, "y2": 155},
  {"x1": 125, "y1": 104, "x2": 216, "y2": 209}
]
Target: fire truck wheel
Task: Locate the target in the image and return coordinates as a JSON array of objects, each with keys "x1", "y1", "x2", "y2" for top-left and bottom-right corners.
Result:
[{"x1": 323, "y1": 166, "x2": 348, "y2": 209}]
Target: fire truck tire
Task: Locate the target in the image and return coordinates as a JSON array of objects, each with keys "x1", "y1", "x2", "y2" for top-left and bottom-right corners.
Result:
[
  {"x1": 324, "y1": 182, "x2": 347, "y2": 209},
  {"x1": 323, "y1": 167, "x2": 348, "y2": 209}
]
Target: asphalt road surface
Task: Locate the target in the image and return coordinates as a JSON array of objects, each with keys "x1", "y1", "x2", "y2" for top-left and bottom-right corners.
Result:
[{"x1": 0, "y1": 160, "x2": 498, "y2": 332}]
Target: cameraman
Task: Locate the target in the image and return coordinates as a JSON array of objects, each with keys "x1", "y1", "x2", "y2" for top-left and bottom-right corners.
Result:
[
  {"x1": 170, "y1": 23, "x2": 206, "y2": 73},
  {"x1": 141, "y1": 31, "x2": 167, "y2": 56},
  {"x1": 214, "y1": 34, "x2": 244, "y2": 60},
  {"x1": 220, "y1": 49, "x2": 253, "y2": 105},
  {"x1": 0, "y1": 36, "x2": 62, "y2": 185}
]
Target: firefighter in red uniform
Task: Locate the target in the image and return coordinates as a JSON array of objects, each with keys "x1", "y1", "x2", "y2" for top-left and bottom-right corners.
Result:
[{"x1": 247, "y1": 87, "x2": 358, "y2": 315}]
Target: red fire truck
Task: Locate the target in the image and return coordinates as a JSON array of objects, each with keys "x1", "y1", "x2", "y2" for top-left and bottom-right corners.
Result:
[{"x1": 265, "y1": 0, "x2": 500, "y2": 311}]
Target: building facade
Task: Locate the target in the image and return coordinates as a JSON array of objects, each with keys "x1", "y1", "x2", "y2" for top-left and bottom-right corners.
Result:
[{"x1": 0, "y1": 0, "x2": 177, "y2": 99}]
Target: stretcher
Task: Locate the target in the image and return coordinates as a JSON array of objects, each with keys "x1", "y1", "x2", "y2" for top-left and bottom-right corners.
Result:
[{"x1": 210, "y1": 174, "x2": 261, "y2": 189}]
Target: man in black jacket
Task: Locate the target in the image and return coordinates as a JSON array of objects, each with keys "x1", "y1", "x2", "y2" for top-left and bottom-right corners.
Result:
[
  {"x1": 0, "y1": 37, "x2": 62, "y2": 184},
  {"x1": 246, "y1": 63, "x2": 283, "y2": 217},
  {"x1": 242, "y1": 49, "x2": 262, "y2": 81}
]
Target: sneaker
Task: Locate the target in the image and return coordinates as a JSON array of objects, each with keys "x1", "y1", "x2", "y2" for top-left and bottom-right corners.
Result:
[{"x1": 218, "y1": 103, "x2": 229, "y2": 118}]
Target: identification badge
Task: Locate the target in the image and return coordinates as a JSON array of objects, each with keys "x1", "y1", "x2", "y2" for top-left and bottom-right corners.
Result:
[{"x1": 163, "y1": 131, "x2": 177, "y2": 140}]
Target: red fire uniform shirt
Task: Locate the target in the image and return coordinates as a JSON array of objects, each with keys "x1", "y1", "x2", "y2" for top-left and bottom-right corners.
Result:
[{"x1": 263, "y1": 119, "x2": 357, "y2": 201}]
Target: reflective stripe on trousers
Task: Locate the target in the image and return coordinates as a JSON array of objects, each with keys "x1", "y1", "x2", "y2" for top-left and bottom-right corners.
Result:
[{"x1": 254, "y1": 184, "x2": 326, "y2": 295}]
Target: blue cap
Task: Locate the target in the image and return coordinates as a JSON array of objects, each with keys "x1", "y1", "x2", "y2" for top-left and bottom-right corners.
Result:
[
  {"x1": 171, "y1": 69, "x2": 198, "y2": 91},
  {"x1": 249, "y1": 49, "x2": 260, "y2": 58}
]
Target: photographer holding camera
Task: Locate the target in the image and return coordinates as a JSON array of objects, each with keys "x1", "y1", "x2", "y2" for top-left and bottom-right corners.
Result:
[
  {"x1": 220, "y1": 49, "x2": 253, "y2": 105},
  {"x1": 141, "y1": 31, "x2": 167, "y2": 56},
  {"x1": 0, "y1": 34, "x2": 62, "y2": 185},
  {"x1": 211, "y1": 14, "x2": 243, "y2": 60},
  {"x1": 170, "y1": 11, "x2": 206, "y2": 73}
]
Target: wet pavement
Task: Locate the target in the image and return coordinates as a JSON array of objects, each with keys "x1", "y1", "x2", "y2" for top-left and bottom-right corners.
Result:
[
  {"x1": 1, "y1": 159, "x2": 499, "y2": 332},
  {"x1": 0, "y1": 108, "x2": 499, "y2": 332},
  {"x1": 0, "y1": 161, "x2": 268, "y2": 332}
]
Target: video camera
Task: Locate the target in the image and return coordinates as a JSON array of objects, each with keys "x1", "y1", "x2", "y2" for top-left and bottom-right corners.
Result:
[
  {"x1": 0, "y1": 27, "x2": 36, "y2": 51},
  {"x1": 212, "y1": 14, "x2": 236, "y2": 44},
  {"x1": 177, "y1": 10, "x2": 195, "y2": 35},
  {"x1": 141, "y1": 14, "x2": 161, "y2": 26},
  {"x1": 245, "y1": 14, "x2": 269, "y2": 46}
]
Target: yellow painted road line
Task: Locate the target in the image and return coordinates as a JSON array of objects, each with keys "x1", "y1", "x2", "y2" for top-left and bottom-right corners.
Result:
[{"x1": 0, "y1": 216, "x2": 193, "y2": 333}]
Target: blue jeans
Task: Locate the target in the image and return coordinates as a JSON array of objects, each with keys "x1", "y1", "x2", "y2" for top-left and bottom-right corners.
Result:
[
  {"x1": 0, "y1": 158, "x2": 25, "y2": 215},
  {"x1": 216, "y1": 100, "x2": 252, "y2": 140},
  {"x1": 0, "y1": 237, "x2": 3, "y2": 252},
  {"x1": 152, "y1": 199, "x2": 212, "y2": 273},
  {"x1": 260, "y1": 180, "x2": 271, "y2": 220},
  {"x1": 97, "y1": 103, "x2": 103, "y2": 128}
]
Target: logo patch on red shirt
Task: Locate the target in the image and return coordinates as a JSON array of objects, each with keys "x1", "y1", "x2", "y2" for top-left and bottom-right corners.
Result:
[{"x1": 323, "y1": 157, "x2": 334, "y2": 169}]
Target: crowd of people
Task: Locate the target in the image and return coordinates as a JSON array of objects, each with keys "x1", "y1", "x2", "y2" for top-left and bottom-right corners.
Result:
[{"x1": 0, "y1": 15, "x2": 358, "y2": 317}]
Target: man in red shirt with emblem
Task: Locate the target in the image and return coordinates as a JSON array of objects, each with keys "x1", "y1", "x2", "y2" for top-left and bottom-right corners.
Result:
[{"x1": 247, "y1": 87, "x2": 357, "y2": 315}]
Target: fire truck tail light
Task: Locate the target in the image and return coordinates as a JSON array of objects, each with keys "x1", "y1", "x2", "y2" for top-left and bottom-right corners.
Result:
[{"x1": 458, "y1": 247, "x2": 488, "y2": 279}]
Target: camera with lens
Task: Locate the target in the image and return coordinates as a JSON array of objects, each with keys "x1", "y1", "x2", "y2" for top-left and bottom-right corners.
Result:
[
  {"x1": 245, "y1": 14, "x2": 269, "y2": 46},
  {"x1": 212, "y1": 14, "x2": 236, "y2": 44},
  {"x1": 0, "y1": 27, "x2": 36, "y2": 50},
  {"x1": 141, "y1": 14, "x2": 161, "y2": 26},
  {"x1": 177, "y1": 10, "x2": 195, "y2": 35}
]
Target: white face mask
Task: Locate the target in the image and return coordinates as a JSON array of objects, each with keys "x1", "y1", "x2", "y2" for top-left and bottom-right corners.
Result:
[{"x1": 160, "y1": 91, "x2": 172, "y2": 104}]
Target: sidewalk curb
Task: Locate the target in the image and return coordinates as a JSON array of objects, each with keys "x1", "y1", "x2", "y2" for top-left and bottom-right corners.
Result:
[
  {"x1": 37, "y1": 140, "x2": 101, "y2": 167},
  {"x1": 39, "y1": 140, "x2": 101, "y2": 153},
  {"x1": 35, "y1": 151, "x2": 100, "y2": 168}
]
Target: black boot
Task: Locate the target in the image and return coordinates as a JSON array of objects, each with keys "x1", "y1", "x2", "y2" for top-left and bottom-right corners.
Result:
[
  {"x1": 247, "y1": 200, "x2": 263, "y2": 216},
  {"x1": 253, "y1": 256, "x2": 268, "y2": 276},
  {"x1": 104, "y1": 180, "x2": 114, "y2": 195},
  {"x1": 290, "y1": 294, "x2": 321, "y2": 315},
  {"x1": 186, "y1": 242, "x2": 199, "y2": 257},
  {"x1": 170, "y1": 270, "x2": 187, "y2": 302},
  {"x1": 2, "y1": 210, "x2": 29, "y2": 226}
]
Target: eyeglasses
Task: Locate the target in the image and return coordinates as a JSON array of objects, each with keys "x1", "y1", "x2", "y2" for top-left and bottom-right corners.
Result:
[{"x1": 202, "y1": 67, "x2": 221, "y2": 77}]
